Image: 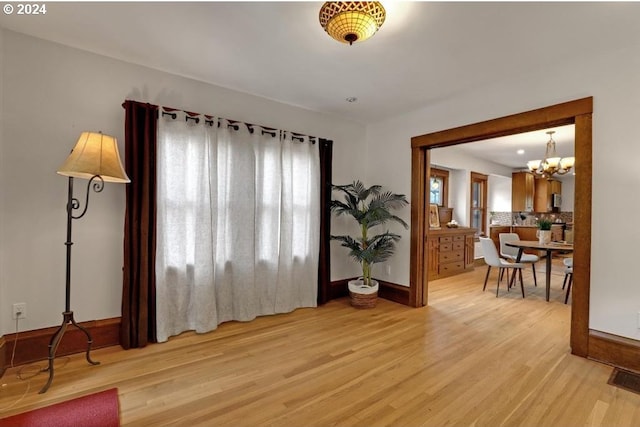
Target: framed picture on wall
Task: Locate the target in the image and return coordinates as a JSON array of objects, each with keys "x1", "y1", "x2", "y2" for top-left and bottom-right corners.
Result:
[{"x1": 429, "y1": 204, "x2": 440, "y2": 228}]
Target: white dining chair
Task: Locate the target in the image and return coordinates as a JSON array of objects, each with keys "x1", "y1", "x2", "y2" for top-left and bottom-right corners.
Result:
[
  {"x1": 480, "y1": 237, "x2": 526, "y2": 298},
  {"x1": 563, "y1": 257, "x2": 573, "y2": 304},
  {"x1": 499, "y1": 232, "x2": 539, "y2": 287}
]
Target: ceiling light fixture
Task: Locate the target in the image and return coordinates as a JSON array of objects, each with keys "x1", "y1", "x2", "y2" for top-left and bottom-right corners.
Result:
[
  {"x1": 319, "y1": 1, "x2": 386, "y2": 45},
  {"x1": 526, "y1": 131, "x2": 575, "y2": 178}
]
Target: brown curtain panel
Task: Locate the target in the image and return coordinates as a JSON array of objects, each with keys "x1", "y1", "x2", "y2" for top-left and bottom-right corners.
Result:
[
  {"x1": 120, "y1": 100, "x2": 159, "y2": 348},
  {"x1": 317, "y1": 138, "x2": 333, "y2": 305}
]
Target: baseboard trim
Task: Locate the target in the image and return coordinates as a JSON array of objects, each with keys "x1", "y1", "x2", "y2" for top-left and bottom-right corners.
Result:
[
  {"x1": 329, "y1": 278, "x2": 410, "y2": 306},
  {"x1": 328, "y1": 278, "x2": 351, "y2": 300},
  {"x1": 588, "y1": 329, "x2": 640, "y2": 373},
  {"x1": 377, "y1": 280, "x2": 410, "y2": 306},
  {"x1": 2, "y1": 317, "x2": 121, "y2": 370},
  {"x1": 473, "y1": 258, "x2": 486, "y2": 267},
  {"x1": 8, "y1": 315, "x2": 633, "y2": 377},
  {"x1": 0, "y1": 336, "x2": 6, "y2": 377}
]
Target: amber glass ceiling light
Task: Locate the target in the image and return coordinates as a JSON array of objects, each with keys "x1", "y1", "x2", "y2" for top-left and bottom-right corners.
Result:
[
  {"x1": 526, "y1": 131, "x2": 575, "y2": 178},
  {"x1": 319, "y1": 1, "x2": 386, "y2": 45}
]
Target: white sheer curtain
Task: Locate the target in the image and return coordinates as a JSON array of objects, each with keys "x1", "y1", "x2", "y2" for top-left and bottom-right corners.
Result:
[{"x1": 155, "y1": 113, "x2": 319, "y2": 342}]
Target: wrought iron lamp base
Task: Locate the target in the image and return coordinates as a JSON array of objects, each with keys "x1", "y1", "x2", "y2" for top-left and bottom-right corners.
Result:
[{"x1": 39, "y1": 310, "x2": 99, "y2": 394}]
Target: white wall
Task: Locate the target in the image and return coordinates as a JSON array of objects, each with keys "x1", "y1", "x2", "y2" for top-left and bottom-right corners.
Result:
[
  {"x1": 366, "y1": 42, "x2": 640, "y2": 340},
  {"x1": 0, "y1": 29, "x2": 5, "y2": 333},
  {"x1": 488, "y1": 175, "x2": 512, "y2": 213},
  {"x1": 432, "y1": 145, "x2": 513, "y2": 227},
  {"x1": 431, "y1": 145, "x2": 513, "y2": 179},
  {"x1": 0, "y1": 31, "x2": 366, "y2": 335},
  {"x1": 559, "y1": 175, "x2": 575, "y2": 212}
]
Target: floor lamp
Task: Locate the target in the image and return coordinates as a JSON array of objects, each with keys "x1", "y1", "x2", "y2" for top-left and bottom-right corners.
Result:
[{"x1": 40, "y1": 131, "x2": 130, "y2": 394}]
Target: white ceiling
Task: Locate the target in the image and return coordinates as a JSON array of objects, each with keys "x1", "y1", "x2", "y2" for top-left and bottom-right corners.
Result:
[
  {"x1": 1, "y1": 1, "x2": 639, "y2": 126},
  {"x1": 452, "y1": 124, "x2": 575, "y2": 170}
]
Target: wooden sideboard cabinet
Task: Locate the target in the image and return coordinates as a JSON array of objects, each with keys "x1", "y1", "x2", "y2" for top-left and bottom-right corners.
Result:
[{"x1": 427, "y1": 227, "x2": 475, "y2": 279}]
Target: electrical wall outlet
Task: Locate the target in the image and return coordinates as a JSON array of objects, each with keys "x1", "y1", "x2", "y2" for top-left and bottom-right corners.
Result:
[{"x1": 12, "y1": 303, "x2": 26, "y2": 320}]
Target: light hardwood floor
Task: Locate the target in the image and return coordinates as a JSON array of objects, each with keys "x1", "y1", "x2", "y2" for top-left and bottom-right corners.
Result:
[{"x1": 1, "y1": 258, "x2": 639, "y2": 426}]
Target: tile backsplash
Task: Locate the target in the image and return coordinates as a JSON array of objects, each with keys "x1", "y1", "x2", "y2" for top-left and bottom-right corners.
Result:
[{"x1": 490, "y1": 211, "x2": 573, "y2": 226}]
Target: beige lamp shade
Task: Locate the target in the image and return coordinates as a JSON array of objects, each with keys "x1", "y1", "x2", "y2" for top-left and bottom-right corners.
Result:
[
  {"x1": 545, "y1": 157, "x2": 561, "y2": 169},
  {"x1": 560, "y1": 156, "x2": 576, "y2": 170},
  {"x1": 57, "y1": 131, "x2": 130, "y2": 183},
  {"x1": 527, "y1": 160, "x2": 541, "y2": 171}
]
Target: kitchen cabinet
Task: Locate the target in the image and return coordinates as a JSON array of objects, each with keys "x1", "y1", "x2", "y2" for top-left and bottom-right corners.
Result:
[
  {"x1": 511, "y1": 226, "x2": 542, "y2": 256},
  {"x1": 489, "y1": 225, "x2": 539, "y2": 256},
  {"x1": 534, "y1": 178, "x2": 562, "y2": 212},
  {"x1": 427, "y1": 227, "x2": 475, "y2": 279},
  {"x1": 490, "y1": 224, "x2": 564, "y2": 256},
  {"x1": 489, "y1": 226, "x2": 511, "y2": 252},
  {"x1": 512, "y1": 172, "x2": 534, "y2": 212},
  {"x1": 515, "y1": 226, "x2": 538, "y2": 242}
]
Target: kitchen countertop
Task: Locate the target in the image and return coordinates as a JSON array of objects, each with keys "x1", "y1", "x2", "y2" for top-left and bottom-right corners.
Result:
[
  {"x1": 490, "y1": 224, "x2": 535, "y2": 228},
  {"x1": 490, "y1": 224, "x2": 564, "y2": 228}
]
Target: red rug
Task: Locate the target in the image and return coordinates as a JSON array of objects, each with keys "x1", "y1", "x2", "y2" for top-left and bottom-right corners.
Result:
[{"x1": 0, "y1": 388, "x2": 119, "y2": 427}]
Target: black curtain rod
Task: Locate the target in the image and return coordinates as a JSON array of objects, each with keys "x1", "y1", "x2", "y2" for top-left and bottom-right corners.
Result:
[
  {"x1": 125, "y1": 101, "x2": 326, "y2": 145},
  {"x1": 157, "y1": 105, "x2": 317, "y2": 143}
]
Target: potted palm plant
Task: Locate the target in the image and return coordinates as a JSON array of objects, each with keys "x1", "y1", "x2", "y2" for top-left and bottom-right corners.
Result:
[
  {"x1": 330, "y1": 181, "x2": 409, "y2": 308},
  {"x1": 537, "y1": 218, "x2": 553, "y2": 244}
]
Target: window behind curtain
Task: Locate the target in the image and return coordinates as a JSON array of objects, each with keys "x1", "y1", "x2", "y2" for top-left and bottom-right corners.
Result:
[
  {"x1": 255, "y1": 135, "x2": 318, "y2": 263},
  {"x1": 470, "y1": 172, "x2": 488, "y2": 236},
  {"x1": 429, "y1": 167, "x2": 449, "y2": 207},
  {"x1": 155, "y1": 115, "x2": 320, "y2": 342}
]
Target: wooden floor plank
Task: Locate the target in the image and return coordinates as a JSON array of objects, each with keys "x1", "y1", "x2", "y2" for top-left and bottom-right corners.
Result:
[{"x1": 1, "y1": 259, "x2": 639, "y2": 426}]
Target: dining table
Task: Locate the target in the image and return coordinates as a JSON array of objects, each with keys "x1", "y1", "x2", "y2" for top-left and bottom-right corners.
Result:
[{"x1": 505, "y1": 240, "x2": 574, "y2": 301}]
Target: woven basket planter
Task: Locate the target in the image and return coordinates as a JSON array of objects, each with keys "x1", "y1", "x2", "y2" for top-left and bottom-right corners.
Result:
[
  {"x1": 349, "y1": 290, "x2": 378, "y2": 308},
  {"x1": 348, "y1": 279, "x2": 379, "y2": 309}
]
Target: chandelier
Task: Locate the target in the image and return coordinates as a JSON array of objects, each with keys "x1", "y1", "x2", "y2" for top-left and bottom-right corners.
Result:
[
  {"x1": 319, "y1": 2, "x2": 386, "y2": 45},
  {"x1": 526, "y1": 131, "x2": 575, "y2": 178}
]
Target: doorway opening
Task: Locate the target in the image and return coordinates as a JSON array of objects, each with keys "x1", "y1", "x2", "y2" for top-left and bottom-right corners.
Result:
[{"x1": 409, "y1": 97, "x2": 592, "y2": 357}]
